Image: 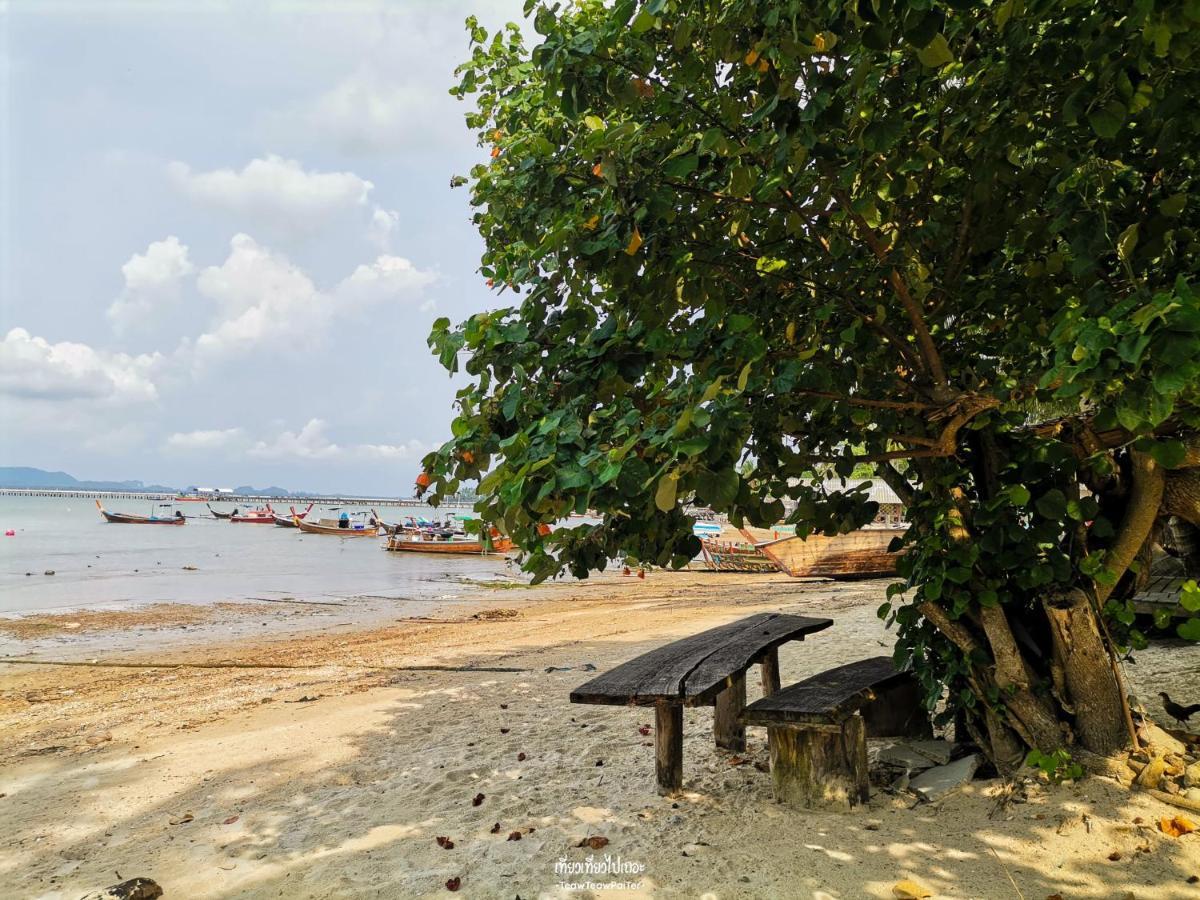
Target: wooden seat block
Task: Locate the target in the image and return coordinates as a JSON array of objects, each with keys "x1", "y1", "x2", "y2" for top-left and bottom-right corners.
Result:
[
  {"x1": 741, "y1": 656, "x2": 927, "y2": 810},
  {"x1": 769, "y1": 715, "x2": 869, "y2": 810}
]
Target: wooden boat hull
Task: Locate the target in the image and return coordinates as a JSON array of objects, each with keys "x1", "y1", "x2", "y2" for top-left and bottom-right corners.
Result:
[
  {"x1": 275, "y1": 504, "x2": 315, "y2": 526},
  {"x1": 384, "y1": 535, "x2": 513, "y2": 555},
  {"x1": 294, "y1": 517, "x2": 378, "y2": 536},
  {"x1": 743, "y1": 527, "x2": 904, "y2": 579},
  {"x1": 207, "y1": 503, "x2": 232, "y2": 519},
  {"x1": 698, "y1": 538, "x2": 778, "y2": 573},
  {"x1": 230, "y1": 515, "x2": 275, "y2": 523},
  {"x1": 96, "y1": 500, "x2": 185, "y2": 525}
]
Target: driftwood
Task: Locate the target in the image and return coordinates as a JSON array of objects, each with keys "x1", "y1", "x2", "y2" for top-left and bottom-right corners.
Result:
[{"x1": 80, "y1": 878, "x2": 163, "y2": 900}]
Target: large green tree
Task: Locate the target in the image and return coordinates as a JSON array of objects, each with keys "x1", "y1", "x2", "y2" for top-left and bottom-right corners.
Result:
[{"x1": 422, "y1": 0, "x2": 1200, "y2": 769}]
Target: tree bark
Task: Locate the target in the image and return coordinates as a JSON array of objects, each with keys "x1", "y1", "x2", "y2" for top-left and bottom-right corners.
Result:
[
  {"x1": 977, "y1": 605, "x2": 1070, "y2": 751},
  {"x1": 1042, "y1": 589, "x2": 1131, "y2": 755},
  {"x1": 1164, "y1": 468, "x2": 1200, "y2": 527},
  {"x1": 1097, "y1": 451, "x2": 1165, "y2": 604}
]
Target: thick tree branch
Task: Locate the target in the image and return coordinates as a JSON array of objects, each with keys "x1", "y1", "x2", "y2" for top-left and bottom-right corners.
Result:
[
  {"x1": 875, "y1": 461, "x2": 916, "y2": 507},
  {"x1": 1096, "y1": 451, "x2": 1165, "y2": 604}
]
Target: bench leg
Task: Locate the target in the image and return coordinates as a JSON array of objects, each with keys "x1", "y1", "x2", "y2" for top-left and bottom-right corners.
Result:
[
  {"x1": 713, "y1": 672, "x2": 746, "y2": 753},
  {"x1": 760, "y1": 648, "x2": 781, "y2": 697},
  {"x1": 655, "y1": 700, "x2": 683, "y2": 794},
  {"x1": 768, "y1": 715, "x2": 869, "y2": 810}
]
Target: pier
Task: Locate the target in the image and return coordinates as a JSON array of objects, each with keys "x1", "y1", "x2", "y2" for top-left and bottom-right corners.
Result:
[{"x1": 0, "y1": 488, "x2": 474, "y2": 509}]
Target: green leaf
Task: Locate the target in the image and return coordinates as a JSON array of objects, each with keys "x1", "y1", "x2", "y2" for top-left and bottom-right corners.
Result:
[
  {"x1": 583, "y1": 115, "x2": 604, "y2": 131},
  {"x1": 916, "y1": 33, "x2": 954, "y2": 68},
  {"x1": 1006, "y1": 485, "x2": 1032, "y2": 507},
  {"x1": 1177, "y1": 617, "x2": 1200, "y2": 642},
  {"x1": 1116, "y1": 223, "x2": 1139, "y2": 262},
  {"x1": 630, "y1": 9, "x2": 655, "y2": 34},
  {"x1": 1160, "y1": 193, "x2": 1187, "y2": 218},
  {"x1": 1088, "y1": 101, "x2": 1126, "y2": 139},
  {"x1": 1147, "y1": 439, "x2": 1187, "y2": 469},
  {"x1": 1034, "y1": 489, "x2": 1068, "y2": 520},
  {"x1": 654, "y1": 472, "x2": 678, "y2": 511},
  {"x1": 663, "y1": 154, "x2": 699, "y2": 178}
]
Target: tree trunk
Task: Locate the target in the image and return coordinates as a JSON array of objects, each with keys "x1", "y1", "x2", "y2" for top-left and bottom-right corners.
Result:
[
  {"x1": 977, "y1": 605, "x2": 1069, "y2": 751},
  {"x1": 1042, "y1": 589, "x2": 1131, "y2": 755}
]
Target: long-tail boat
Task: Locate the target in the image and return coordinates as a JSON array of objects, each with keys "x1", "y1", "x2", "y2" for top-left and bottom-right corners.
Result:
[
  {"x1": 275, "y1": 503, "x2": 314, "y2": 527},
  {"x1": 207, "y1": 503, "x2": 233, "y2": 520},
  {"x1": 698, "y1": 537, "x2": 779, "y2": 573},
  {"x1": 96, "y1": 499, "x2": 186, "y2": 525},
  {"x1": 294, "y1": 512, "x2": 379, "y2": 536},
  {"x1": 384, "y1": 529, "x2": 513, "y2": 555},
  {"x1": 230, "y1": 504, "x2": 275, "y2": 524},
  {"x1": 741, "y1": 526, "x2": 905, "y2": 579}
]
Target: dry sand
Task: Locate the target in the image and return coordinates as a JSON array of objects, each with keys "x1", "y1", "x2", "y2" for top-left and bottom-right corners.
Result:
[{"x1": 1, "y1": 571, "x2": 1197, "y2": 899}]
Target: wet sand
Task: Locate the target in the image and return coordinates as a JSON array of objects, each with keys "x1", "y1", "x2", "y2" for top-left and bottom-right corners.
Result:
[{"x1": 1, "y1": 571, "x2": 1197, "y2": 898}]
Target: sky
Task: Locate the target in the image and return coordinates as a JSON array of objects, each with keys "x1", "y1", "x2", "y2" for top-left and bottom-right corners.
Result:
[{"x1": 0, "y1": 0, "x2": 529, "y2": 495}]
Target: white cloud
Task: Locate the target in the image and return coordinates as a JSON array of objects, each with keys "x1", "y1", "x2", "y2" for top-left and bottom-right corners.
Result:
[
  {"x1": 165, "y1": 427, "x2": 245, "y2": 452},
  {"x1": 193, "y1": 234, "x2": 434, "y2": 358},
  {"x1": 265, "y1": 68, "x2": 453, "y2": 156},
  {"x1": 248, "y1": 418, "x2": 342, "y2": 460},
  {"x1": 0, "y1": 327, "x2": 160, "y2": 404},
  {"x1": 335, "y1": 253, "x2": 436, "y2": 302},
  {"x1": 367, "y1": 205, "x2": 399, "y2": 249},
  {"x1": 106, "y1": 236, "x2": 195, "y2": 332},
  {"x1": 247, "y1": 417, "x2": 428, "y2": 462},
  {"x1": 167, "y1": 155, "x2": 374, "y2": 236}
]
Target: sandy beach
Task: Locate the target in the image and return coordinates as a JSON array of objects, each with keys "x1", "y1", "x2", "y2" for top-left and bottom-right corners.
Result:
[{"x1": 2, "y1": 571, "x2": 1198, "y2": 899}]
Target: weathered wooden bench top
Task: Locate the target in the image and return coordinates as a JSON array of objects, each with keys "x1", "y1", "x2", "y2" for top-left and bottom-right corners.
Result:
[
  {"x1": 741, "y1": 656, "x2": 907, "y2": 727},
  {"x1": 569, "y1": 612, "x2": 832, "y2": 708}
]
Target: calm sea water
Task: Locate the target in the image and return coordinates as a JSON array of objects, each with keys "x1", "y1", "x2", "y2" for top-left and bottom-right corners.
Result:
[{"x1": 0, "y1": 495, "x2": 515, "y2": 616}]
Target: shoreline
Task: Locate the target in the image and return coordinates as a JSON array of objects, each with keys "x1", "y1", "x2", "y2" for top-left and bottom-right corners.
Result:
[{"x1": 2, "y1": 571, "x2": 1198, "y2": 898}]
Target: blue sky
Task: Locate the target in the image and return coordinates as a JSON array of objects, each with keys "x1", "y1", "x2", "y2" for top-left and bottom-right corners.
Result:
[{"x1": 0, "y1": 0, "x2": 527, "y2": 494}]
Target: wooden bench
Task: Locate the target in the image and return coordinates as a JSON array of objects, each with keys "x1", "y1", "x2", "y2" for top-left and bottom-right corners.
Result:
[
  {"x1": 740, "y1": 656, "x2": 927, "y2": 809},
  {"x1": 570, "y1": 613, "x2": 832, "y2": 792}
]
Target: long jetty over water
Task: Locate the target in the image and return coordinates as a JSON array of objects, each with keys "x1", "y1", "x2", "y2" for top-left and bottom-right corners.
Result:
[{"x1": 0, "y1": 489, "x2": 472, "y2": 508}]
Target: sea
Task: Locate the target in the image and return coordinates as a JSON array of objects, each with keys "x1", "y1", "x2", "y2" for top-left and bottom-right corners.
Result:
[{"x1": 0, "y1": 494, "x2": 516, "y2": 618}]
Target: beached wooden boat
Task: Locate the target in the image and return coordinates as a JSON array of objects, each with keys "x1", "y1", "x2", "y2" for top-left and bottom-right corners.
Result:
[
  {"x1": 96, "y1": 499, "x2": 186, "y2": 525},
  {"x1": 207, "y1": 503, "x2": 233, "y2": 520},
  {"x1": 698, "y1": 538, "x2": 779, "y2": 573},
  {"x1": 230, "y1": 504, "x2": 275, "y2": 523},
  {"x1": 384, "y1": 532, "x2": 513, "y2": 555},
  {"x1": 294, "y1": 514, "x2": 379, "y2": 536},
  {"x1": 742, "y1": 527, "x2": 905, "y2": 579},
  {"x1": 275, "y1": 503, "x2": 314, "y2": 527}
]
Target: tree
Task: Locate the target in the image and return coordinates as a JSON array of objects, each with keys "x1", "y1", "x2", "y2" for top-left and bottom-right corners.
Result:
[{"x1": 423, "y1": 0, "x2": 1200, "y2": 769}]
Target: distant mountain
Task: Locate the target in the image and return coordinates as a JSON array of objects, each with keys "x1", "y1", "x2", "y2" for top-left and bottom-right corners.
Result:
[{"x1": 0, "y1": 466, "x2": 177, "y2": 492}]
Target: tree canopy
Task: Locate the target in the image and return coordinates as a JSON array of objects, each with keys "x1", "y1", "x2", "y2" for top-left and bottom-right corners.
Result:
[{"x1": 423, "y1": 0, "x2": 1200, "y2": 765}]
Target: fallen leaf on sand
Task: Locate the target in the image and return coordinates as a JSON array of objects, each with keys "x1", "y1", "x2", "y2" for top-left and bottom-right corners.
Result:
[
  {"x1": 1161, "y1": 816, "x2": 1197, "y2": 838},
  {"x1": 1107, "y1": 850, "x2": 1122, "y2": 861},
  {"x1": 223, "y1": 816, "x2": 239, "y2": 825},
  {"x1": 500, "y1": 728, "x2": 510, "y2": 734},
  {"x1": 517, "y1": 752, "x2": 526, "y2": 761},
  {"x1": 286, "y1": 695, "x2": 319, "y2": 703},
  {"x1": 500, "y1": 704, "x2": 508, "y2": 709},
  {"x1": 472, "y1": 793, "x2": 485, "y2": 807},
  {"x1": 436, "y1": 836, "x2": 455, "y2": 849},
  {"x1": 169, "y1": 813, "x2": 194, "y2": 826},
  {"x1": 638, "y1": 725, "x2": 651, "y2": 736},
  {"x1": 892, "y1": 880, "x2": 931, "y2": 899},
  {"x1": 490, "y1": 822, "x2": 502, "y2": 834},
  {"x1": 445, "y1": 876, "x2": 461, "y2": 891},
  {"x1": 507, "y1": 831, "x2": 522, "y2": 842},
  {"x1": 727, "y1": 756, "x2": 750, "y2": 766},
  {"x1": 1046, "y1": 894, "x2": 1064, "y2": 900},
  {"x1": 578, "y1": 836, "x2": 609, "y2": 850}
]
